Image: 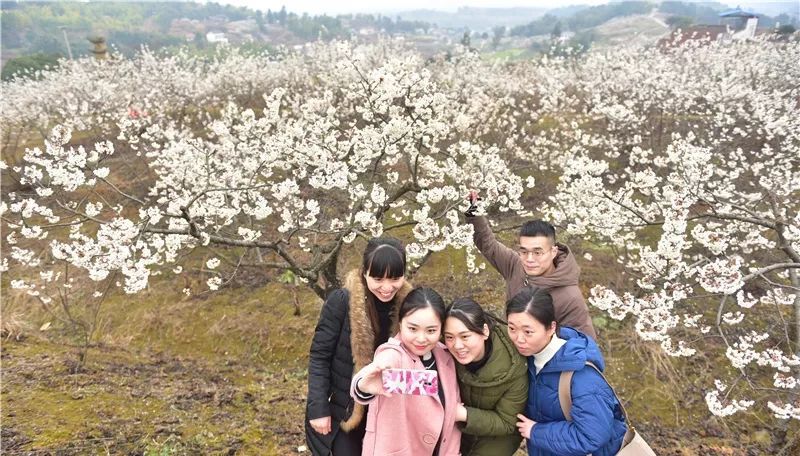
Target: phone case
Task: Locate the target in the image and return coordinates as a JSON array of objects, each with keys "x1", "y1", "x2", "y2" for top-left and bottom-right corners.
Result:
[{"x1": 382, "y1": 368, "x2": 439, "y2": 396}]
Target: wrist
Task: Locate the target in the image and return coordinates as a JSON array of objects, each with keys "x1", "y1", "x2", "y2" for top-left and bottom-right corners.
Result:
[
  {"x1": 355, "y1": 377, "x2": 375, "y2": 399},
  {"x1": 457, "y1": 404, "x2": 468, "y2": 422}
]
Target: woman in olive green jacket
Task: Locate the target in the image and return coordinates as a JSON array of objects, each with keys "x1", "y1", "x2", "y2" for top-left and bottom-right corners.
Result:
[{"x1": 445, "y1": 297, "x2": 529, "y2": 455}]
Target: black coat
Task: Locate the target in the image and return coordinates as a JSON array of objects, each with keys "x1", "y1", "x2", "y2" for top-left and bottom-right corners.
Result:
[
  {"x1": 305, "y1": 289, "x2": 355, "y2": 454},
  {"x1": 304, "y1": 270, "x2": 412, "y2": 456}
]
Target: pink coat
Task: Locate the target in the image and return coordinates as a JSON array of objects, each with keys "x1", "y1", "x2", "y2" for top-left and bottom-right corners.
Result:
[{"x1": 350, "y1": 337, "x2": 462, "y2": 456}]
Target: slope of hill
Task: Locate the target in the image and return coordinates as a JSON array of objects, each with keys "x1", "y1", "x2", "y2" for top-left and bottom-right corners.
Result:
[{"x1": 590, "y1": 13, "x2": 671, "y2": 48}]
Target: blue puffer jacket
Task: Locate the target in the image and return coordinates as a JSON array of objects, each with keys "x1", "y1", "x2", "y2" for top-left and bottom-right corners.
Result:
[{"x1": 525, "y1": 327, "x2": 627, "y2": 456}]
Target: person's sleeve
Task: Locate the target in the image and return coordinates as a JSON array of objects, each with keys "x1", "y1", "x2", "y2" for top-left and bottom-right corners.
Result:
[
  {"x1": 468, "y1": 216, "x2": 520, "y2": 280},
  {"x1": 350, "y1": 348, "x2": 402, "y2": 405},
  {"x1": 306, "y1": 289, "x2": 347, "y2": 420},
  {"x1": 528, "y1": 371, "x2": 616, "y2": 455},
  {"x1": 557, "y1": 290, "x2": 597, "y2": 340},
  {"x1": 462, "y1": 367, "x2": 529, "y2": 436}
]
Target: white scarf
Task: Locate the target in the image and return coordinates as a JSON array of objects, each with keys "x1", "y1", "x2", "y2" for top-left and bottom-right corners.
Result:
[{"x1": 533, "y1": 334, "x2": 567, "y2": 374}]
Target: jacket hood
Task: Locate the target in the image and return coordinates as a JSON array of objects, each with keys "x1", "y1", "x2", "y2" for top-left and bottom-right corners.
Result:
[
  {"x1": 536, "y1": 326, "x2": 605, "y2": 375},
  {"x1": 456, "y1": 323, "x2": 527, "y2": 388},
  {"x1": 525, "y1": 243, "x2": 580, "y2": 289}
]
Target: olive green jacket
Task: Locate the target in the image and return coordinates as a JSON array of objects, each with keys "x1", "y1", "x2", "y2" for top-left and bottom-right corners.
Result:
[{"x1": 458, "y1": 324, "x2": 529, "y2": 456}]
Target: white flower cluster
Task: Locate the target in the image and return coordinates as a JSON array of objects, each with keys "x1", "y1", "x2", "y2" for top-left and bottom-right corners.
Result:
[
  {"x1": 696, "y1": 257, "x2": 745, "y2": 295},
  {"x1": 705, "y1": 380, "x2": 755, "y2": 417},
  {"x1": 767, "y1": 401, "x2": 800, "y2": 420},
  {"x1": 725, "y1": 331, "x2": 769, "y2": 369}
]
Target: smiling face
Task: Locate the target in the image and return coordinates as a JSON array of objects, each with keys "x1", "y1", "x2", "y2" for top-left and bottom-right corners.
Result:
[
  {"x1": 507, "y1": 311, "x2": 556, "y2": 357},
  {"x1": 517, "y1": 236, "x2": 557, "y2": 277},
  {"x1": 399, "y1": 306, "x2": 442, "y2": 357},
  {"x1": 364, "y1": 273, "x2": 405, "y2": 302},
  {"x1": 444, "y1": 317, "x2": 489, "y2": 365}
]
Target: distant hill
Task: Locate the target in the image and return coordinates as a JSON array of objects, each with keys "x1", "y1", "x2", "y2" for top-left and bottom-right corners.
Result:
[
  {"x1": 736, "y1": 1, "x2": 800, "y2": 18},
  {"x1": 395, "y1": 6, "x2": 547, "y2": 31},
  {"x1": 546, "y1": 4, "x2": 593, "y2": 18},
  {"x1": 511, "y1": 0, "x2": 797, "y2": 42},
  {"x1": 658, "y1": 1, "x2": 798, "y2": 29},
  {"x1": 589, "y1": 13, "x2": 670, "y2": 48},
  {"x1": 511, "y1": 1, "x2": 654, "y2": 37},
  {"x1": 0, "y1": 1, "x2": 433, "y2": 76},
  {"x1": 658, "y1": 1, "x2": 728, "y2": 24}
]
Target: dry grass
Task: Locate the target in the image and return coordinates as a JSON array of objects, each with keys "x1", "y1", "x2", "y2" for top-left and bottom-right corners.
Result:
[
  {"x1": 625, "y1": 326, "x2": 682, "y2": 389},
  {"x1": 1, "y1": 309, "x2": 30, "y2": 341},
  {"x1": 1, "y1": 291, "x2": 35, "y2": 341}
]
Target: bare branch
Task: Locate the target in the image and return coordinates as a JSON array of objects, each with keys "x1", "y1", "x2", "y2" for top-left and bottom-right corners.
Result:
[
  {"x1": 96, "y1": 176, "x2": 145, "y2": 205},
  {"x1": 741, "y1": 263, "x2": 800, "y2": 283}
]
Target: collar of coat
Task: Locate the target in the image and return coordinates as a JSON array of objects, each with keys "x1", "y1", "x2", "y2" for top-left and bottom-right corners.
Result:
[
  {"x1": 340, "y1": 268, "x2": 413, "y2": 431},
  {"x1": 455, "y1": 323, "x2": 527, "y2": 388}
]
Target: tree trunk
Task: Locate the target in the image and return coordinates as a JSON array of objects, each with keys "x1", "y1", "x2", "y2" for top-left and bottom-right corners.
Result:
[
  {"x1": 322, "y1": 259, "x2": 341, "y2": 295},
  {"x1": 791, "y1": 268, "x2": 800, "y2": 355}
]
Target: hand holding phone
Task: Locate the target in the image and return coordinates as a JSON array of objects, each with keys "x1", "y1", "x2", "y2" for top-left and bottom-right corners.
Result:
[
  {"x1": 465, "y1": 190, "x2": 481, "y2": 218},
  {"x1": 382, "y1": 368, "x2": 439, "y2": 396}
]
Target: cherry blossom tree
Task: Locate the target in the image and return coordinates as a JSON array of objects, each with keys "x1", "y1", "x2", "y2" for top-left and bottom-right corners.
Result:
[
  {"x1": 539, "y1": 39, "x2": 800, "y2": 420},
  {"x1": 2, "y1": 41, "x2": 524, "y2": 302},
  {"x1": 2, "y1": 37, "x2": 798, "y2": 419}
]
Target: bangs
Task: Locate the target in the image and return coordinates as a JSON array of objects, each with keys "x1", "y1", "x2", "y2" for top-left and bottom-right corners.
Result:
[{"x1": 366, "y1": 245, "x2": 405, "y2": 279}]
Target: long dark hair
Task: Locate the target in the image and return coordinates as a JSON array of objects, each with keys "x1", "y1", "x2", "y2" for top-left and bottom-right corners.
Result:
[
  {"x1": 445, "y1": 297, "x2": 497, "y2": 335},
  {"x1": 361, "y1": 237, "x2": 406, "y2": 335},
  {"x1": 505, "y1": 286, "x2": 557, "y2": 331},
  {"x1": 399, "y1": 287, "x2": 446, "y2": 326}
]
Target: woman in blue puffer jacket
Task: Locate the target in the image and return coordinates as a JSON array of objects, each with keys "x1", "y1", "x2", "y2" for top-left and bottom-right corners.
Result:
[{"x1": 507, "y1": 286, "x2": 627, "y2": 456}]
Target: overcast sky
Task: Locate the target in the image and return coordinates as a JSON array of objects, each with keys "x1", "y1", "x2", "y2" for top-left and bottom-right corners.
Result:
[{"x1": 216, "y1": 0, "x2": 797, "y2": 16}]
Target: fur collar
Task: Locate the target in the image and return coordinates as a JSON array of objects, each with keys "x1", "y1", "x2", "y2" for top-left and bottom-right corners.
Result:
[{"x1": 340, "y1": 268, "x2": 412, "y2": 431}]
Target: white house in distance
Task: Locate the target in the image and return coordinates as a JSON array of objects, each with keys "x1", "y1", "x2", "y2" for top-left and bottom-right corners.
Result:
[
  {"x1": 206, "y1": 31, "x2": 229, "y2": 44},
  {"x1": 661, "y1": 6, "x2": 762, "y2": 46},
  {"x1": 718, "y1": 6, "x2": 759, "y2": 40}
]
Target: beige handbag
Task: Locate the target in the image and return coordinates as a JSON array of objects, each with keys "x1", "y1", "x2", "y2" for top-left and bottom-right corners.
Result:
[{"x1": 558, "y1": 362, "x2": 657, "y2": 456}]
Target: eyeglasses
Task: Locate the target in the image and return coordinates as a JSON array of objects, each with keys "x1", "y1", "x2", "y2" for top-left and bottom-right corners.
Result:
[{"x1": 517, "y1": 247, "x2": 551, "y2": 259}]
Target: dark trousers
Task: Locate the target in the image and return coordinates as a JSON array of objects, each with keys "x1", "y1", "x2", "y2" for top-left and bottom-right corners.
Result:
[{"x1": 332, "y1": 418, "x2": 366, "y2": 455}]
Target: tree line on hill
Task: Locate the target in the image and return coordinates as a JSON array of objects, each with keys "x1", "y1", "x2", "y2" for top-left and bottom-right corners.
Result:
[{"x1": 0, "y1": 1, "x2": 431, "y2": 80}]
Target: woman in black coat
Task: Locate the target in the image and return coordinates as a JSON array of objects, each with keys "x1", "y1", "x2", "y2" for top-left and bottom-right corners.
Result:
[{"x1": 305, "y1": 237, "x2": 412, "y2": 455}]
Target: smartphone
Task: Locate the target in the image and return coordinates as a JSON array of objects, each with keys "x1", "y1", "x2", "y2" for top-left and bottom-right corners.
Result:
[{"x1": 381, "y1": 368, "x2": 439, "y2": 396}]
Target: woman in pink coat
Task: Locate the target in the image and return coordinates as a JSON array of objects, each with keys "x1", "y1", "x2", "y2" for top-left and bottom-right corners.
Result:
[{"x1": 351, "y1": 287, "x2": 462, "y2": 456}]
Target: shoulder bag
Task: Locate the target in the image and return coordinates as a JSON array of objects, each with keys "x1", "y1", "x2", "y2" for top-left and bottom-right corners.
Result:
[{"x1": 558, "y1": 362, "x2": 657, "y2": 456}]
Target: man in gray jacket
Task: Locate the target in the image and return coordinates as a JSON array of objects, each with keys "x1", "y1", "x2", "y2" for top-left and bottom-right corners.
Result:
[{"x1": 466, "y1": 204, "x2": 597, "y2": 339}]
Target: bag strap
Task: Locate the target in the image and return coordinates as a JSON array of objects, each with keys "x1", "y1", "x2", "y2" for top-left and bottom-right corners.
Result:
[
  {"x1": 558, "y1": 370, "x2": 575, "y2": 421},
  {"x1": 558, "y1": 362, "x2": 636, "y2": 447}
]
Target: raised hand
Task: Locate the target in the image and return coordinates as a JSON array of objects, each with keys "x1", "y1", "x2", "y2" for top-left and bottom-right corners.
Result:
[
  {"x1": 356, "y1": 362, "x2": 393, "y2": 397},
  {"x1": 465, "y1": 190, "x2": 481, "y2": 218}
]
